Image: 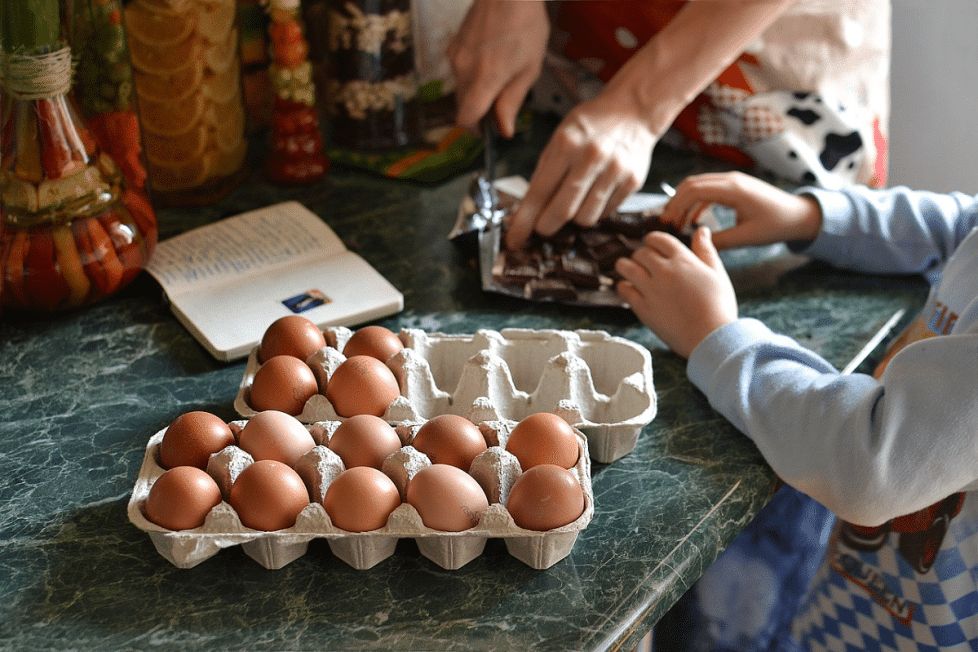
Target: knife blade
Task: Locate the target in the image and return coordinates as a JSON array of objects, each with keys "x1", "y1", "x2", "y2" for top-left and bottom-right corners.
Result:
[{"x1": 480, "y1": 114, "x2": 499, "y2": 221}]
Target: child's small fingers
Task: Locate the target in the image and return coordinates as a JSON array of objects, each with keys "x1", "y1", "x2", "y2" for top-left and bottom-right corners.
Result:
[
  {"x1": 641, "y1": 230, "x2": 686, "y2": 258},
  {"x1": 691, "y1": 227, "x2": 723, "y2": 270}
]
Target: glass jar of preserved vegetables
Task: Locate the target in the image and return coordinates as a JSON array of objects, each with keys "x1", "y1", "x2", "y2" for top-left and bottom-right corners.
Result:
[
  {"x1": 265, "y1": 0, "x2": 329, "y2": 184},
  {"x1": 1, "y1": 0, "x2": 157, "y2": 312}
]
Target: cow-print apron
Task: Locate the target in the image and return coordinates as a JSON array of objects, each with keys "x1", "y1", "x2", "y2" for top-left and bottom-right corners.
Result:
[{"x1": 534, "y1": 0, "x2": 890, "y2": 189}]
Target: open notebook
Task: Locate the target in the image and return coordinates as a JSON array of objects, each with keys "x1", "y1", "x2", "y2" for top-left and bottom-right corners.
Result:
[{"x1": 146, "y1": 201, "x2": 403, "y2": 361}]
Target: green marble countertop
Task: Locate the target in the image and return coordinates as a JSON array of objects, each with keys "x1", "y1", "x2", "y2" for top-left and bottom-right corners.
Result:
[{"x1": 0, "y1": 117, "x2": 928, "y2": 651}]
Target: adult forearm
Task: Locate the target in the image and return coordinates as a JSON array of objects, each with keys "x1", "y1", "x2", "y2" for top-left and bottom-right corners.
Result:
[{"x1": 606, "y1": 0, "x2": 795, "y2": 137}]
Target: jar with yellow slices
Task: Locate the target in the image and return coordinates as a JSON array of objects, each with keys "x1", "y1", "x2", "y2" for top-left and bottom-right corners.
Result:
[
  {"x1": 0, "y1": 0, "x2": 157, "y2": 312},
  {"x1": 123, "y1": 0, "x2": 249, "y2": 206}
]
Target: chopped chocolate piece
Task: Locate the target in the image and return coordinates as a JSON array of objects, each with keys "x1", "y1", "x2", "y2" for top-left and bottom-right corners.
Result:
[
  {"x1": 604, "y1": 267, "x2": 624, "y2": 284},
  {"x1": 495, "y1": 249, "x2": 540, "y2": 286},
  {"x1": 599, "y1": 210, "x2": 654, "y2": 238},
  {"x1": 548, "y1": 223, "x2": 580, "y2": 251},
  {"x1": 525, "y1": 278, "x2": 578, "y2": 302},
  {"x1": 578, "y1": 230, "x2": 635, "y2": 271},
  {"x1": 554, "y1": 253, "x2": 602, "y2": 289},
  {"x1": 538, "y1": 252, "x2": 558, "y2": 278}
]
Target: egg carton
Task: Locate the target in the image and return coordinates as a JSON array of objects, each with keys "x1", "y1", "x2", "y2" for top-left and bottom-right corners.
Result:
[
  {"x1": 127, "y1": 417, "x2": 594, "y2": 571},
  {"x1": 235, "y1": 327, "x2": 656, "y2": 463}
]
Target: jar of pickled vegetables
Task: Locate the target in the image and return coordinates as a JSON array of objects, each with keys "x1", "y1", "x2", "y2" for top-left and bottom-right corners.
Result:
[
  {"x1": 67, "y1": 0, "x2": 151, "y2": 195},
  {"x1": 265, "y1": 0, "x2": 328, "y2": 184},
  {"x1": 0, "y1": 0, "x2": 157, "y2": 312},
  {"x1": 123, "y1": 0, "x2": 249, "y2": 206}
]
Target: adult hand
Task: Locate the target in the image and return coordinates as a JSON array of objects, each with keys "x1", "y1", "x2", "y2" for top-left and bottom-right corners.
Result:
[
  {"x1": 659, "y1": 172, "x2": 824, "y2": 250},
  {"x1": 615, "y1": 227, "x2": 738, "y2": 359},
  {"x1": 447, "y1": 0, "x2": 549, "y2": 138},
  {"x1": 503, "y1": 94, "x2": 657, "y2": 250}
]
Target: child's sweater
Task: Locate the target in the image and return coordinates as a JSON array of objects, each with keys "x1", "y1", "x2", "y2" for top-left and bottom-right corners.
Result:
[{"x1": 687, "y1": 186, "x2": 978, "y2": 650}]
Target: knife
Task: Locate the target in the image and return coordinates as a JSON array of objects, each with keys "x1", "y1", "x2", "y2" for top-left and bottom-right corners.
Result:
[{"x1": 479, "y1": 114, "x2": 500, "y2": 222}]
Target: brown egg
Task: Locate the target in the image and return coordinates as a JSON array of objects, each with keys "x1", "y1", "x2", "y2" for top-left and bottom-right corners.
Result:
[
  {"x1": 238, "y1": 410, "x2": 316, "y2": 466},
  {"x1": 144, "y1": 466, "x2": 223, "y2": 531},
  {"x1": 159, "y1": 411, "x2": 235, "y2": 470},
  {"x1": 249, "y1": 355, "x2": 319, "y2": 415},
  {"x1": 342, "y1": 325, "x2": 404, "y2": 361},
  {"x1": 259, "y1": 315, "x2": 327, "y2": 363},
  {"x1": 412, "y1": 414, "x2": 487, "y2": 470},
  {"x1": 506, "y1": 464, "x2": 585, "y2": 531},
  {"x1": 505, "y1": 412, "x2": 580, "y2": 470},
  {"x1": 327, "y1": 414, "x2": 402, "y2": 469},
  {"x1": 325, "y1": 355, "x2": 400, "y2": 418},
  {"x1": 406, "y1": 464, "x2": 489, "y2": 532},
  {"x1": 322, "y1": 466, "x2": 401, "y2": 532},
  {"x1": 229, "y1": 459, "x2": 310, "y2": 531}
]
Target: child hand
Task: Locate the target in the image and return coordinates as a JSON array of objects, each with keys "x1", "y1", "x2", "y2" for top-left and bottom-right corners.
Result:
[
  {"x1": 616, "y1": 226, "x2": 738, "y2": 358},
  {"x1": 659, "y1": 172, "x2": 823, "y2": 250}
]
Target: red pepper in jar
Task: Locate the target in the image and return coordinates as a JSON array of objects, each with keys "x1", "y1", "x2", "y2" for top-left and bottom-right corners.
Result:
[
  {"x1": 2, "y1": 229, "x2": 30, "y2": 307},
  {"x1": 70, "y1": 218, "x2": 104, "y2": 297},
  {"x1": 52, "y1": 224, "x2": 92, "y2": 307},
  {"x1": 23, "y1": 229, "x2": 72, "y2": 310},
  {"x1": 84, "y1": 216, "x2": 124, "y2": 296},
  {"x1": 121, "y1": 187, "x2": 157, "y2": 255},
  {"x1": 98, "y1": 208, "x2": 144, "y2": 288},
  {"x1": 35, "y1": 98, "x2": 74, "y2": 180}
]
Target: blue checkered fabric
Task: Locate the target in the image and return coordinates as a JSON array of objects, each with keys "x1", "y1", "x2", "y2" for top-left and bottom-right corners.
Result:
[{"x1": 793, "y1": 494, "x2": 978, "y2": 651}]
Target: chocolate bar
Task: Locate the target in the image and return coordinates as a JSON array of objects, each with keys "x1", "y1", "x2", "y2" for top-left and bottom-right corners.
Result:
[
  {"x1": 525, "y1": 278, "x2": 579, "y2": 302},
  {"x1": 492, "y1": 206, "x2": 687, "y2": 303}
]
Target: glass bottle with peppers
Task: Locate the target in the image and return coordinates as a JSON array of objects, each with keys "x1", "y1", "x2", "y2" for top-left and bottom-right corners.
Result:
[
  {"x1": 0, "y1": 0, "x2": 157, "y2": 312},
  {"x1": 265, "y1": 0, "x2": 329, "y2": 184}
]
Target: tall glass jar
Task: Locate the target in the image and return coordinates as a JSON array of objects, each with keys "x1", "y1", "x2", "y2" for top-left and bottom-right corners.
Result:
[
  {"x1": 1, "y1": 0, "x2": 157, "y2": 312},
  {"x1": 66, "y1": 0, "x2": 158, "y2": 255},
  {"x1": 323, "y1": 0, "x2": 423, "y2": 152},
  {"x1": 264, "y1": 0, "x2": 328, "y2": 184},
  {"x1": 123, "y1": 0, "x2": 249, "y2": 206}
]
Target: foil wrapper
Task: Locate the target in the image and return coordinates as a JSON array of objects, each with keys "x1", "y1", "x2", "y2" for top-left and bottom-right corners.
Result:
[{"x1": 453, "y1": 175, "x2": 712, "y2": 307}]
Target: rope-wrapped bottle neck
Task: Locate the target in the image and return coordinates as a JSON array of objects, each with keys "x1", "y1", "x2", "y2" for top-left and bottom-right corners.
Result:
[{"x1": 0, "y1": 46, "x2": 73, "y2": 100}]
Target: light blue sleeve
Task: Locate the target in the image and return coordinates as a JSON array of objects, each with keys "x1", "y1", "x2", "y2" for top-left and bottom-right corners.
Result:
[
  {"x1": 686, "y1": 186, "x2": 978, "y2": 526},
  {"x1": 795, "y1": 186, "x2": 978, "y2": 281},
  {"x1": 687, "y1": 318, "x2": 978, "y2": 527}
]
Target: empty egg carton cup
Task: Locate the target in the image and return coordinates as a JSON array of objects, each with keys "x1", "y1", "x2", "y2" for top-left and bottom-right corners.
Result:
[
  {"x1": 128, "y1": 418, "x2": 594, "y2": 571},
  {"x1": 235, "y1": 327, "x2": 657, "y2": 464}
]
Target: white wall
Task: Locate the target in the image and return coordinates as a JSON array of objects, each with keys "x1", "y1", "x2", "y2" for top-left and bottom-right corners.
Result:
[{"x1": 888, "y1": 0, "x2": 978, "y2": 193}]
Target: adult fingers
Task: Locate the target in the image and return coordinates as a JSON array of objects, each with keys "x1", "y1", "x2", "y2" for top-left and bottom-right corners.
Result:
[
  {"x1": 504, "y1": 141, "x2": 576, "y2": 248},
  {"x1": 494, "y1": 65, "x2": 539, "y2": 138},
  {"x1": 571, "y1": 166, "x2": 618, "y2": 229},
  {"x1": 603, "y1": 174, "x2": 642, "y2": 219}
]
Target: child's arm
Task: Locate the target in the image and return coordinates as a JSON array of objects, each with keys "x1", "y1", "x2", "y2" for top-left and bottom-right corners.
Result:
[
  {"x1": 633, "y1": 172, "x2": 978, "y2": 526},
  {"x1": 688, "y1": 314, "x2": 978, "y2": 527},
  {"x1": 797, "y1": 185, "x2": 978, "y2": 278},
  {"x1": 662, "y1": 171, "x2": 978, "y2": 276}
]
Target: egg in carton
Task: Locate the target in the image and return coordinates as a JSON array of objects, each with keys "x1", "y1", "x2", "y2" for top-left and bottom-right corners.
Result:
[
  {"x1": 127, "y1": 416, "x2": 594, "y2": 570},
  {"x1": 234, "y1": 326, "x2": 656, "y2": 463}
]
